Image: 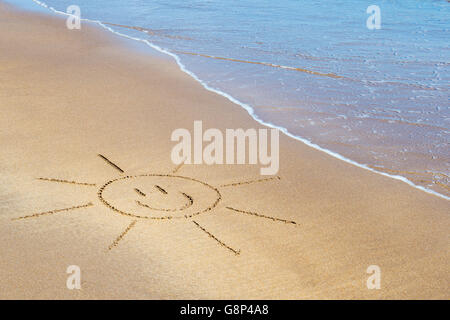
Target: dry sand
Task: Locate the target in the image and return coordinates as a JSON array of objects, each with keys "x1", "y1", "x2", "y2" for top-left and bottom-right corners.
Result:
[{"x1": 0, "y1": 3, "x2": 448, "y2": 299}]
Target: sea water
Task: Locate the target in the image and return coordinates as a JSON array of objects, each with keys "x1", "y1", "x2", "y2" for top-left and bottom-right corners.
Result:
[{"x1": 7, "y1": 0, "x2": 450, "y2": 197}]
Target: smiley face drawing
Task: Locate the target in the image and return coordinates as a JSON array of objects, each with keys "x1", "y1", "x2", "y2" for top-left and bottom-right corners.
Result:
[
  {"x1": 12, "y1": 154, "x2": 298, "y2": 255},
  {"x1": 98, "y1": 174, "x2": 221, "y2": 220}
]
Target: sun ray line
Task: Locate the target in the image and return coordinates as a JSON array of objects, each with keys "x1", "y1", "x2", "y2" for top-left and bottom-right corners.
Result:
[
  {"x1": 192, "y1": 220, "x2": 240, "y2": 255},
  {"x1": 37, "y1": 177, "x2": 96, "y2": 186},
  {"x1": 219, "y1": 176, "x2": 281, "y2": 188},
  {"x1": 172, "y1": 161, "x2": 185, "y2": 174},
  {"x1": 12, "y1": 202, "x2": 94, "y2": 221},
  {"x1": 226, "y1": 206, "x2": 298, "y2": 225},
  {"x1": 108, "y1": 220, "x2": 137, "y2": 250},
  {"x1": 134, "y1": 188, "x2": 146, "y2": 197},
  {"x1": 98, "y1": 154, "x2": 125, "y2": 173}
]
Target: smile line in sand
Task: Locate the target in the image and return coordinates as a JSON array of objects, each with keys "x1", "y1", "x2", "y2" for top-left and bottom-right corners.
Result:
[{"x1": 12, "y1": 154, "x2": 299, "y2": 256}]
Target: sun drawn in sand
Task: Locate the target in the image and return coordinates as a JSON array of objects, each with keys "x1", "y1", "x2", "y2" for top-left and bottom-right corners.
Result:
[{"x1": 13, "y1": 154, "x2": 298, "y2": 255}]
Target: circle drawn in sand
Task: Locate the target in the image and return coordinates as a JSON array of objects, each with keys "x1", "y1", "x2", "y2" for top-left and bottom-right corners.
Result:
[{"x1": 97, "y1": 174, "x2": 221, "y2": 220}]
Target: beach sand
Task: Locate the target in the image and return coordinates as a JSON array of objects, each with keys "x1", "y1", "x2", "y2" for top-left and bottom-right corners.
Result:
[{"x1": 0, "y1": 3, "x2": 448, "y2": 299}]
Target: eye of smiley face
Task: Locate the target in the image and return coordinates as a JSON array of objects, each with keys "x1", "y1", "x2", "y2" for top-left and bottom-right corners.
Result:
[{"x1": 97, "y1": 174, "x2": 221, "y2": 220}]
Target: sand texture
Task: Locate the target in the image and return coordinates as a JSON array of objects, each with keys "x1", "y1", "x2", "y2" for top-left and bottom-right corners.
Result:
[{"x1": 0, "y1": 3, "x2": 448, "y2": 299}]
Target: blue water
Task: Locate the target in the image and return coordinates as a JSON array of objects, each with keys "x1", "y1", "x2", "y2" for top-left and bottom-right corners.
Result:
[{"x1": 7, "y1": 0, "x2": 450, "y2": 196}]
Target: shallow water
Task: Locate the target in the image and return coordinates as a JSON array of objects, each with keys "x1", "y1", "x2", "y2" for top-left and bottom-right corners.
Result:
[{"x1": 8, "y1": 0, "x2": 450, "y2": 196}]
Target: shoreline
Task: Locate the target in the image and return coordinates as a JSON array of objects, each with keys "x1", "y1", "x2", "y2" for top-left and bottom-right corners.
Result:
[
  {"x1": 0, "y1": 2, "x2": 448, "y2": 299},
  {"x1": 22, "y1": 0, "x2": 449, "y2": 201}
]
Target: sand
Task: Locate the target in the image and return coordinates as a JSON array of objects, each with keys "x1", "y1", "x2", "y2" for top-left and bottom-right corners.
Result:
[{"x1": 0, "y1": 3, "x2": 448, "y2": 299}]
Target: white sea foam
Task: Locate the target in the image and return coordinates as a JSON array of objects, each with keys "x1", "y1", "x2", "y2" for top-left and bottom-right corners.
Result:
[{"x1": 28, "y1": 0, "x2": 450, "y2": 201}]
